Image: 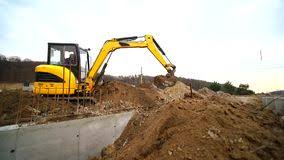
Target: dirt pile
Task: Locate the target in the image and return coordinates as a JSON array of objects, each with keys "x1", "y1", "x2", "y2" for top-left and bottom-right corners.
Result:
[
  {"x1": 197, "y1": 88, "x2": 243, "y2": 105},
  {"x1": 99, "y1": 95, "x2": 284, "y2": 160},
  {"x1": 94, "y1": 81, "x2": 164, "y2": 111},
  {"x1": 198, "y1": 87, "x2": 216, "y2": 96},
  {"x1": 157, "y1": 81, "x2": 202, "y2": 101},
  {"x1": 0, "y1": 80, "x2": 167, "y2": 126},
  {"x1": 163, "y1": 81, "x2": 191, "y2": 100},
  {"x1": 1, "y1": 79, "x2": 284, "y2": 160},
  {"x1": 0, "y1": 90, "x2": 84, "y2": 126}
]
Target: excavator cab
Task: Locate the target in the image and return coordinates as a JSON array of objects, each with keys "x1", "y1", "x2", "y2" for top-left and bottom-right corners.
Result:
[
  {"x1": 47, "y1": 43, "x2": 90, "y2": 82},
  {"x1": 34, "y1": 43, "x2": 90, "y2": 95}
]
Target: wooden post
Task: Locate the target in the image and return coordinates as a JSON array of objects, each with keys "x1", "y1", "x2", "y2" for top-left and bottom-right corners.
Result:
[
  {"x1": 190, "y1": 83, "x2": 193, "y2": 98},
  {"x1": 99, "y1": 89, "x2": 102, "y2": 103},
  {"x1": 140, "y1": 66, "x2": 143, "y2": 85}
]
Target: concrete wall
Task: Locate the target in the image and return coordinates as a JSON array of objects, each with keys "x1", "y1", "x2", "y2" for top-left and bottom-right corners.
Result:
[
  {"x1": 0, "y1": 111, "x2": 133, "y2": 160},
  {"x1": 262, "y1": 97, "x2": 284, "y2": 116}
]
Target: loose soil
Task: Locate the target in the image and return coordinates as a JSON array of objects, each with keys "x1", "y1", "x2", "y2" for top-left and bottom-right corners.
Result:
[
  {"x1": 0, "y1": 79, "x2": 283, "y2": 160},
  {"x1": 0, "y1": 90, "x2": 80, "y2": 126},
  {"x1": 0, "y1": 80, "x2": 174, "y2": 126},
  {"x1": 93, "y1": 81, "x2": 163, "y2": 111},
  {"x1": 95, "y1": 87, "x2": 284, "y2": 160}
]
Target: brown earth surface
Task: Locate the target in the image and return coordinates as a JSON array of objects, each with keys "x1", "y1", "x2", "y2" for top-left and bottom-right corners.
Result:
[
  {"x1": 0, "y1": 78, "x2": 283, "y2": 160},
  {"x1": 93, "y1": 81, "x2": 163, "y2": 111},
  {"x1": 0, "y1": 80, "x2": 179, "y2": 126},
  {"x1": 0, "y1": 90, "x2": 80, "y2": 126},
  {"x1": 95, "y1": 87, "x2": 284, "y2": 160}
]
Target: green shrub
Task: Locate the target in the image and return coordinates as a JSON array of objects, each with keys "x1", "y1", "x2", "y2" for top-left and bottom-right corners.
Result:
[
  {"x1": 222, "y1": 81, "x2": 236, "y2": 94},
  {"x1": 236, "y1": 84, "x2": 254, "y2": 95},
  {"x1": 209, "y1": 81, "x2": 221, "y2": 92}
]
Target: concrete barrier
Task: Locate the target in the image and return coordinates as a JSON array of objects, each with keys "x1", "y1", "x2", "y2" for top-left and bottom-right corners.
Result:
[
  {"x1": 262, "y1": 97, "x2": 284, "y2": 116},
  {"x1": 0, "y1": 111, "x2": 133, "y2": 160}
]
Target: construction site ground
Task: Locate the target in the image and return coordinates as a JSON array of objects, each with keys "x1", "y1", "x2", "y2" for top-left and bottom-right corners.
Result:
[{"x1": 0, "y1": 79, "x2": 283, "y2": 160}]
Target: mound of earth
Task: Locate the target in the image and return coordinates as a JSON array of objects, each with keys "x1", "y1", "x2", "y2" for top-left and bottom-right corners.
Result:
[
  {"x1": 94, "y1": 81, "x2": 164, "y2": 111},
  {"x1": 198, "y1": 87, "x2": 216, "y2": 96},
  {"x1": 0, "y1": 80, "x2": 172, "y2": 126},
  {"x1": 2, "y1": 80, "x2": 194, "y2": 126},
  {"x1": 98, "y1": 95, "x2": 284, "y2": 160},
  {"x1": 0, "y1": 90, "x2": 80, "y2": 126},
  {"x1": 157, "y1": 81, "x2": 203, "y2": 101}
]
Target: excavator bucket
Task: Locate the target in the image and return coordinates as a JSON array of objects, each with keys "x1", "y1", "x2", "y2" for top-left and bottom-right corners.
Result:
[{"x1": 154, "y1": 75, "x2": 177, "y2": 89}]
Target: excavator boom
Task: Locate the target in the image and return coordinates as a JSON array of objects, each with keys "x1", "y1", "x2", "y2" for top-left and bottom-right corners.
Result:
[{"x1": 85, "y1": 35, "x2": 175, "y2": 91}]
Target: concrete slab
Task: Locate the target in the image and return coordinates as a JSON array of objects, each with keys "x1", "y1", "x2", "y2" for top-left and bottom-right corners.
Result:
[
  {"x1": 0, "y1": 111, "x2": 133, "y2": 160},
  {"x1": 262, "y1": 97, "x2": 284, "y2": 115},
  {"x1": 0, "y1": 129, "x2": 18, "y2": 160}
]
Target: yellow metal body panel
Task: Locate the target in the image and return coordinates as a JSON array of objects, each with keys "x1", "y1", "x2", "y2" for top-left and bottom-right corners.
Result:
[{"x1": 33, "y1": 64, "x2": 78, "y2": 95}]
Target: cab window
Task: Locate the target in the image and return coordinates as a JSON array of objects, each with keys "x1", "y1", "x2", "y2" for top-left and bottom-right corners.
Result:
[
  {"x1": 49, "y1": 45, "x2": 77, "y2": 66},
  {"x1": 79, "y1": 48, "x2": 89, "y2": 80}
]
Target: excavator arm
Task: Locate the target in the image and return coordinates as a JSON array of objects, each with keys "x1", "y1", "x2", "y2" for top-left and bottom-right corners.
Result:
[{"x1": 85, "y1": 35, "x2": 176, "y2": 91}]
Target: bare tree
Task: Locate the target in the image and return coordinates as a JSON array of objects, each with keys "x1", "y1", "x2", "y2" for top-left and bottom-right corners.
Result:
[
  {"x1": 8, "y1": 56, "x2": 21, "y2": 62},
  {"x1": 23, "y1": 58, "x2": 32, "y2": 62},
  {"x1": 0, "y1": 54, "x2": 7, "y2": 61}
]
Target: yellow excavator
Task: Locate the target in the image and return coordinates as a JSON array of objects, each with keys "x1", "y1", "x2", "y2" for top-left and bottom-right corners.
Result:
[{"x1": 33, "y1": 35, "x2": 176, "y2": 95}]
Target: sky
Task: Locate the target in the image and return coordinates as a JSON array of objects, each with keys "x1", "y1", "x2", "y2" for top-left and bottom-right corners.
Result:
[{"x1": 0, "y1": 0, "x2": 283, "y2": 93}]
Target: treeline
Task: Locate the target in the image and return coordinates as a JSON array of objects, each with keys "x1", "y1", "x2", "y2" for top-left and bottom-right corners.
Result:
[
  {"x1": 0, "y1": 61, "x2": 44, "y2": 83},
  {"x1": 104, "y1": 75, "x2": 255, "y2": 95},
  {"x1": 0, "y1": 54, "x2": 32, "y2": 62},
  {"x1": 0, "y1": 56, "x2": 211, "y2": 89},
  {"x1": 270, "y1": 90, "x2": 284, "y2": 96},
  {"x1": 209, "y1": 81, "x2": 254, "y2": 95},
  {"x1": 0, "y1": 54, "x2": 45, "y2": 82}
]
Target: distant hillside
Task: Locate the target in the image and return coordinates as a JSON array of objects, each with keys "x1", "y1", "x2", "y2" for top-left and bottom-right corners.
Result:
[
  {"x1": 270, "y1": 90, "x2": 284, "y2": 95},
  {"x1": 103, "y1": 75, "x2": 211, "y2": 90},
  {"x1": 0, "y1": 61, "x2": 44, "y2": 82},
  {"x1": 0, "y1": 61, "x2": 212, "y2": 89}
]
